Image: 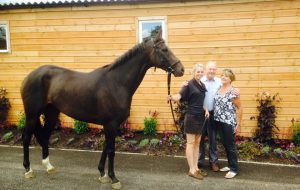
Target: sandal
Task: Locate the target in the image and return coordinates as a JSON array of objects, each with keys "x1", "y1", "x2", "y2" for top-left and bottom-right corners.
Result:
[
  {"x1": 196, "y1": 169, "x2": 208, "y2": 177},
  {"x1": 225, "y1": 171, "x2": 237, "y2": 179},
  {"x1": 187, "y1": 171, "x2": 203, "y2": 180},
  {"x1": 220, "y1": 167, "x2": 230, "y2": 172}
]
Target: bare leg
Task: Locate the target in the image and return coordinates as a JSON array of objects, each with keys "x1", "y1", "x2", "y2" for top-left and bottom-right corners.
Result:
[
  {"x1": 186, "y1": 134, "x2": 197, "y2": 174},
  {"x1": 193, "y1": 134, "x2": 201, "y2": 171},
  {"x1": 186, "y1": 134, "x2": 204, "y2": 180}
]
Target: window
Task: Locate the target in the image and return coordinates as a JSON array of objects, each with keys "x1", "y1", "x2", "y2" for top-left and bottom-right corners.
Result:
[
  {"x1": 0, "y1": 22, "x2": 10, "y2": 53},
  {"x1": 138, "y1": 17, "x2": 167, "y2": 43}
]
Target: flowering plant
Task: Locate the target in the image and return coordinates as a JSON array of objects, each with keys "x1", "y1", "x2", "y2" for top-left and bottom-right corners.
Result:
[
  {"x1": 252, "y1": 92, "x2": 281, "y2": 144},
  {"x1": 143, "y1": 110, "x2": 159, "y2": 136}
]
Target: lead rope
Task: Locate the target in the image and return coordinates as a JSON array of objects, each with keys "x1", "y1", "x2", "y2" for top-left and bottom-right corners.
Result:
[{"x1": 167, "y1": 72, "x2": 180, "y2": 133}]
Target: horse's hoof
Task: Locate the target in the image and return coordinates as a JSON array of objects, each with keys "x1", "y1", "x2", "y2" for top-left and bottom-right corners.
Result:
[
  {"x1": 112, "y1": 181, "x2": 122, "y2": 190},
  {"x1": 99, "y1": 174, "x2": 111, "y2": 183},
  {"x1": 47, "y1": 166, "x2": 56, "y2": 174},
  {"x1": 24, "y1": 169, "x2": 35, "y2": 179}
]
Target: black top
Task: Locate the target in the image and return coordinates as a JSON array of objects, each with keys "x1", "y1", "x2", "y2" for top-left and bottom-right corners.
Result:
[{"x1": 180, "y1": 78, "x2": 207, "y2": 117}]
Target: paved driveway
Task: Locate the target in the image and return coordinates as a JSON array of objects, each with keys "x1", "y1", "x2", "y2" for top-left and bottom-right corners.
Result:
[{"x1": 0, "y1": 146, "x2": 299, "y2": 190}]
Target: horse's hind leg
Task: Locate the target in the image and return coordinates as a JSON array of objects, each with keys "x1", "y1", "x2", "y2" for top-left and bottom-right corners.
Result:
[
  {"x1": 34, "y1": 123, "x2": 56, "y2": 174},
  {"x1": 35, "y1": 105, "x2": 59, "y2": 174},
  {"x1": 23, "y1": 115, "x2": 39, "y2": 178}
]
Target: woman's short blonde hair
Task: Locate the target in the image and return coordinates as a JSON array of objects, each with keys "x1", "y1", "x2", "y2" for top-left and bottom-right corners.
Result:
[
  {"x1": 193, "y1": 63, "x2": 204, "y2": 74},
  {"x1": 222, "y1": 69, "x2": 236, "y2": 82}
]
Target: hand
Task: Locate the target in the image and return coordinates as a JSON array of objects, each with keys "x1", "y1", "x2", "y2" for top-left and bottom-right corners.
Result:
[
  {"x1": 232, "y1": 87, "x2": 240, "y2": 97},
  {"x1": 167, "y1": 95, "x2": 172, "y2": 102},
  {"x1": 234, "y1": 124, "x2": 240, "y2": 134},
  {"x1": 205, "y1": 110, "x2": 209, "y2": 118},
  {"x1": 181, "y1": 81, "x2": 188, "y2": 87}
]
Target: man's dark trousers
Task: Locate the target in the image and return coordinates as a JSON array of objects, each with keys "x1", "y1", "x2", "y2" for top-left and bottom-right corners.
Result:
[{"x1": 198, "y1": 111, "x2": 218, "y2": 166}]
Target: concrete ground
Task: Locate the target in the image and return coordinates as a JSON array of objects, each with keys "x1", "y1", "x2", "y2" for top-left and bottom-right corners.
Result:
[{"x1": 0, "y1": 146, "x2": 299, "y2": 190}]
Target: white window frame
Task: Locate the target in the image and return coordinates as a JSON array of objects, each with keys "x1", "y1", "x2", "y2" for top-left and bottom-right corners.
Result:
[
  {"x1": 137, "y1": 16, "x2": 167, "y2": 43},
  {"x1": 0, "y1": 21, "x2": 11, "y2": 53}
]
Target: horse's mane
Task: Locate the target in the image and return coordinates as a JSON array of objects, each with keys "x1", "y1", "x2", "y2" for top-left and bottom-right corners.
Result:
[{"x1": 108, "y1": 39, "x2": 149, "y2": 71}]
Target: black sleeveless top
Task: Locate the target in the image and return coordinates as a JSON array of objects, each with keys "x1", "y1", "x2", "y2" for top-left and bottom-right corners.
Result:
[{"x1": 180, "y1": 78, "x2": 207, "y2": 117}]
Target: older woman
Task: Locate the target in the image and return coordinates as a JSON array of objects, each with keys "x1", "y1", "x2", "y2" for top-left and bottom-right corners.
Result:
[
  {"x1": 214, "y1": 69, "x2": 242, "y2": 179},
  {"x1": 168, "y1": 63, "x2": 209, "y2": 180}
]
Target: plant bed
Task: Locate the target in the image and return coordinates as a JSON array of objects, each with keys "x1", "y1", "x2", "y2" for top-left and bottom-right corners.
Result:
[{"x1": 0, "y1": 125, "x2": 299, "y2": 165}]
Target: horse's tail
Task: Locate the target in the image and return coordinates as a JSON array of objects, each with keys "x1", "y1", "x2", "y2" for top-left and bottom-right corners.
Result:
[
  {"x1": 21, "y1": 65, "x2": 52, "y2": 119},
  {"x1": 20, "y1": 74, "x2": 28, "y2": 101}
]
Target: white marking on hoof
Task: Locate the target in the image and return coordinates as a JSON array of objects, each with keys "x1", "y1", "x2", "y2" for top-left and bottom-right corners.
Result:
[
  {"x1": 24, "y1": 168, "x2": 35, "y2": 179},
  {"x1": 99, "y1": 174, "x2": 111, "y2": 183},
  {"x1": 42, "y1": 156, "x2": 55, "y2": 174},
  {"x1": 46, "y1": 166, "x2": 56, "y2": 174},
  {"x1": 112, "y1": 181, "x2": 122, "y2": 190}
]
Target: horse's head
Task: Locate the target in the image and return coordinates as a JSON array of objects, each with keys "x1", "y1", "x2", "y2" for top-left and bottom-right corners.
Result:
[{"x1": 145, "y1": 31, "x2": 184, "y2": 77}]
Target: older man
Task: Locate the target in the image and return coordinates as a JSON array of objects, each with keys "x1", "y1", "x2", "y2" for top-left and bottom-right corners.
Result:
[{"x1": 198, "y1": 61, "x2": 221, "y2": 171}]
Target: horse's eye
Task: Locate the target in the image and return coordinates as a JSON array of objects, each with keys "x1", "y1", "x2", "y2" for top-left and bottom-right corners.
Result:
[{"x1": 162, "y1": 48, "x2": 168, "y2": 52}]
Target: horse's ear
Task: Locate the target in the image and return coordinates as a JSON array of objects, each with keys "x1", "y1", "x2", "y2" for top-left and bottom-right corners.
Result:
[{"x1": 154, "y1": 30, "x2": 162, "y2": 41}]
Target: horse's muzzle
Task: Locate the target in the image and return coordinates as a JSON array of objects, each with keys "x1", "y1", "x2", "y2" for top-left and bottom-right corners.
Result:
[{"x1": 173, "y1": 61, "x2": 184, "y2": 77}]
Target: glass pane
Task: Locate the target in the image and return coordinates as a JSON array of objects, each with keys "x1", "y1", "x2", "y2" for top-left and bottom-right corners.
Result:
[
  {"x1": 0, "y1": 26, "x2": 7, "y2": 50},
  {"x1": 141, "y1": 22, "x2": 162, "y2": 41}
]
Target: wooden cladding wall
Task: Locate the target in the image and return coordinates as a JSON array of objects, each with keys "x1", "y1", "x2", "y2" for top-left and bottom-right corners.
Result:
[{"x1": 0, "y1": 0, "x2": 299, "y2": 139}]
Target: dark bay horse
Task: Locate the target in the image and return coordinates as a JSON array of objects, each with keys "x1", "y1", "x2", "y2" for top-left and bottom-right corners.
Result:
[{"x1": 20, "y1": 31, "x2": 184, "y2": 189}]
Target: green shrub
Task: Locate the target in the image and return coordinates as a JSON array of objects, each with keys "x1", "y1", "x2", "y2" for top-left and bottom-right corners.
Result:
[
  {"x1": 1, "y1": 131, "x2": 13, "y2": 142},
  {"x1": 273, "y1": 147, "x2": 284, "y2": 158},
  {"x1": 115, "y1": 136, "x2": 122, "y2": 144},
  {"x1": 261, "y1": 146, "x2": 271, "y2": 155},
  {"x1": 144, "y1": 118, "x2": 157, "y2": 136},
  {"x1": 0, "y1": 88, "x2": 11, "y2": 124},
  {"x1": 17, "y1": 112, "x2": 26, "y2": 130},
  {"x1": 284, "y1": 150, "x2": 297, "y2": 159},
  {"x1": 292, "y1": 121, "x2": 300, "y2": 146},
  {"x1": 150, "y1": 138, "x2": 160, "y2": 147},
  {"x1": 144, "y1": 111, "x2": 158, "y2": 136},
  {"x1": 98, "y1": 135, "x2": 105, "y2": 149},
  {"x1": 238, "y1": 141, "x2": 262, "y2": 160},
  {"x1": 139, "y1": 138, "x2": 149, "y2": 148},
  {"x1": 74, "y1": 119, "x2": 89, "y2": 134},
  {"x1": 293, "y1": 133, "x2": 300, "y2": 146},
  {"x1": 273, "y1": 147, "x2": 283, "y2": 154}
]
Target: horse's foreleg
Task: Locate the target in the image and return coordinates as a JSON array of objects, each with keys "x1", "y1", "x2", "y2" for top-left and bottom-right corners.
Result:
[
  {"x1": 98, "y1": 142, "x2": 110, "y2": 183},
  {"x1": 99, "y1": 125, "x2": 121, "y2": 189},
  {"x1": 107, "y1": 131, "x2": 121, "y2": 189},
  {"x1": 107, "y1": 137, "x2": 116, "y2": 181}
]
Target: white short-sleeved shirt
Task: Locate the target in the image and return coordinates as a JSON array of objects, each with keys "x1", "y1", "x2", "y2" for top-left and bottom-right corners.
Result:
[{"x1": 201, "y1": 76, "x2": 222, "y2": 111}]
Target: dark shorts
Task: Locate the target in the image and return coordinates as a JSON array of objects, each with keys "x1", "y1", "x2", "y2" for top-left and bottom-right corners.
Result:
[{"x1": 184, "y1": 113, "x2": 206, "y2": 134}]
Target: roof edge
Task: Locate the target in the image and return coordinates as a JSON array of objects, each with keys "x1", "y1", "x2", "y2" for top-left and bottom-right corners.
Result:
[{"x1": 0, "y1": 0, "x2": 192, "y2": 10}]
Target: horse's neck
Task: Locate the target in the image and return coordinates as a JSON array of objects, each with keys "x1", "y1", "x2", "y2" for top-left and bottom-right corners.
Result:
[{"x1": 111, "y1": 53, "x2": 151, "y2": 95}]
